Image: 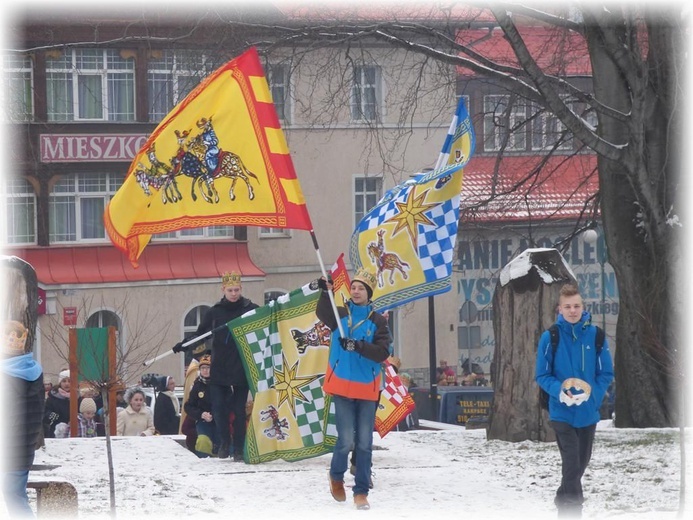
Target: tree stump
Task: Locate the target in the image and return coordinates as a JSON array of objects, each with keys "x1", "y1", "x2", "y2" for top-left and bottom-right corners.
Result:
[{"x1": 487, "y1": 248, "x2": 576, "y2": 442}]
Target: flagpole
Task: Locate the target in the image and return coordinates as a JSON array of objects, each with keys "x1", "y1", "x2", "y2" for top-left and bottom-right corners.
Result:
[
  {"x1": 141, "y1": 323, "x2": 227, "y2": 367},
  {"x1": 310, "y1": 230, "x2": 347, "y2": 339}
]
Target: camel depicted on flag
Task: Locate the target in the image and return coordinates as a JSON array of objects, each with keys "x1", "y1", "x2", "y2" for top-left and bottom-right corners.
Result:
[
  {"x1": 349, "y1": 97, "x2": 475, "y2": 312},
  {"x1": 104, "y1": 47, "x2": 312, "y2": 267}
]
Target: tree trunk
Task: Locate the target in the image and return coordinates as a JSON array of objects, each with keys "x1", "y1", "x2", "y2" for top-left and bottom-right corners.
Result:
[
  {"x1": 1, "y1": 255, "x2": 39, "y2": 353},
  {"x1": 487, "y1": 249, "x2": 575, "y2": 442},
  {"x1": 584, "y1": 8, "x2": 682, "y2": 427}
]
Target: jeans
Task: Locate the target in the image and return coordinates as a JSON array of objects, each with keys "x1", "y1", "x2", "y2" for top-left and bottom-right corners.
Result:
[
  {"x1": 194, "y1": 419, "x2": 219, "y2": 458},
  {"x1": 551, "y1": 421, "x2": 597, "y2": 518},
  {"x1": 2, "y1": 469, "x2": 34, "y2": 517},
  {"x1": 330, "y1": 395, "x2": 377, "y2": 496}
]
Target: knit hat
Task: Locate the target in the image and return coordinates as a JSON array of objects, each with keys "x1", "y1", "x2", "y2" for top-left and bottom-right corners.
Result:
[
  {"x1": 4, "y1": 320, "x2": 28, "y2": 357},
  {"x1": 59, "y1": 369, "x2": 70, "y2": 383},
  {"x1": 80, "y1": 398, "x2": 96, "y2": 414},
  {"x1": 352, "y1": 268, "x2": 377, "y2": 300},
  {"x1": 199, "y1": 354, "x2": 211, "y2": 367}
]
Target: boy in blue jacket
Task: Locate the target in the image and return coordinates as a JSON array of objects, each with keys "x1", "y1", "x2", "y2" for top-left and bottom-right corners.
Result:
[{"x1": 536, "y1": 283, "x2": 614, "y2": 517}]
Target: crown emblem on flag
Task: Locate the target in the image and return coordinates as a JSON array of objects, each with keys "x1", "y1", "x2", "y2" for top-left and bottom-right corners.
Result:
[{"x1": 222, "y1": 271, "x2": 242, "y2": 287}]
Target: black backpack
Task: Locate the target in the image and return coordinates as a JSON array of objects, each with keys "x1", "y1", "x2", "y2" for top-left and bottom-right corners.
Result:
[{"x1": 539, "y1": 325, "x2": 605, "y2": 410}]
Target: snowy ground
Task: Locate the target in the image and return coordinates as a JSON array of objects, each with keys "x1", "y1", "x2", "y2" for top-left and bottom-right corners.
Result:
[{"x1": 25, "y1": 420, "x2": 691, "y2": 520}]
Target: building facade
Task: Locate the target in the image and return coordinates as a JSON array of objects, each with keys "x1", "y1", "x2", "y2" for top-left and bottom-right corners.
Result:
[{"x1": 2, "y1": 8, "x2": 618, "y2": 388}]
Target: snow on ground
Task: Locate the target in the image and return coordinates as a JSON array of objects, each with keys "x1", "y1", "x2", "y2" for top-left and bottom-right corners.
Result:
[{"x1": 25, "y1": 420, "x2": 691, "y2": 520}]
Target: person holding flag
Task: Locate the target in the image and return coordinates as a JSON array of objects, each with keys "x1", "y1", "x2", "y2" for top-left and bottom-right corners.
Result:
[
  {"x1": 171, "y1": 271, "x2": 258, "y2": 460},
  {"x1": 316, "y1": 268, "x2": 390, "y2": 511}
]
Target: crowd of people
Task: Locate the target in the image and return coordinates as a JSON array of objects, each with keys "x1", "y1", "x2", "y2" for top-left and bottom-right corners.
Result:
[{"x1": 3, "y1": 268, "x2": 610, "y2": 518}]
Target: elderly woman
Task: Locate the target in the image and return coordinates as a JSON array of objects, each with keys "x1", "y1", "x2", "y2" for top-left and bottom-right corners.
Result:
[{"x1": 117, "y1": 387, "x2": 155, "y2": 436}]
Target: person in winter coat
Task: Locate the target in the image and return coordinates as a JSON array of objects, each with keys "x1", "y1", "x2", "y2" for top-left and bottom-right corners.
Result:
[
  {"x1": 1, "y1": 320, "x2": 45, "y2": 518},
  {"x1": 535, "y1": 283, "x2": 614, "y2": 518},
  {"x1": 43, "y1": 368, "x2": 71, "y2": 438},
  {"x1": 117, "y1": 387, "x2": 155, "y2": 436},
  {"x1": 171, "y1": 271, "x2": 258, "y2": 460},
  {"x1": 316, "y1": 268, "x2": 390, "y2": 511},
  {"x1": 153, "y1": 375, "x2": 180, "y2": 435},
  {"x1": 183, "y1": 355, "x2": 217, "y2": 457},
  {"x1": 179, "y1": 356, "x2": 201, "y2": 452},
  {"x1": 77, "y1": 397, "x2": 98, "y2": 438}
]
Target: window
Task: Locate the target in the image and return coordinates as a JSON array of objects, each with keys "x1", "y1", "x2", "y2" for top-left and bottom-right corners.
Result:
[
  {"x1": 268, "y1": 63, "x2": 291, "y2": 122},
  {"x1": 264, "y1": 290, "x2": 287, "y2": 305},
  {"x1": 49, "y1": 172, "x2": 124, "y2": 243},
  {"x1": 354, "y1": 175, "x2": 383, "y2": 227},
  {"x1": 351, "y1": 65, "x2": 381, "y2": 122},
  {"x1": 46, "y1": 49, "x2": 135, "y2": 122},
  {"x1": 3, "y1": 178, "x2": 36, "y2": 244},
  {"x1": 148, "y1": 51, "x2": 208, "y2": 122},
  {"x1": 152, "y1": 226, "x2": 234, "y2": 240},
  {"x1": 259, "y1": 227, "x2": 290, "y2": 238},
  {"x1": 531, "y1": 100, "x2": 573, "y2": 151},
  {"x1": 483, "y1": 95, "x2": 527, "y2": 152},
  {"x1": 183, "y1": 305, "x2": 210, "y2": 366},
  {"x1": 1, "y1": 54, "x2": 33, "y2": 121}
]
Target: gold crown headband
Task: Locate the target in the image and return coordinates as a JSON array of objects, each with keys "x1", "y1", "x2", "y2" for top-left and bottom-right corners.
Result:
[
  {"x1": 222, "y1": 271, "x2": 242, "y2": 287},
  {"x1": 5, "y1": 320, "x2": 28, "y2": 353},
  {"x1": 353, "y1": 268, "x2": 377, "y2": 291}
]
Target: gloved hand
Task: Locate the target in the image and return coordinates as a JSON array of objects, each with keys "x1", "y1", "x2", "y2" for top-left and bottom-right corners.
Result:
[
  {"x1": 317, "y1": 276, "x2": 333, "y2": 291},
  {"x1": 571, "y1": 393, "x2": 590, "y2": 406},
  {"x1": 172, "y1": 341, "x2": 186, "y2": 354},
  {"x1": 559, "y1": 391, "x2": 578, "y2": 407},
  {"x1": 339, "y1": 337, "x2": 363, "y2": 352}
]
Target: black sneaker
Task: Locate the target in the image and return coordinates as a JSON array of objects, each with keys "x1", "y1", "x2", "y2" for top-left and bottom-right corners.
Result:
[
  {"x1": 232, "y1": 452, "x2": 245, "y2": 462},
  {"x1": 218, "y1": 442, "x2": 230, "y2": 459}
]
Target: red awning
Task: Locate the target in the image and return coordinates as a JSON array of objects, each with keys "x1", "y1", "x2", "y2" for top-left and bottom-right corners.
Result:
[{"x1": 6, "y1": 242, "x2": 264, "y2": 285}]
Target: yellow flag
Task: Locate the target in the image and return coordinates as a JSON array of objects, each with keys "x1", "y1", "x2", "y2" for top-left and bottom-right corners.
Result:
[{"x1": 104, "y1": 47, "x2": 312, "y2": 267}]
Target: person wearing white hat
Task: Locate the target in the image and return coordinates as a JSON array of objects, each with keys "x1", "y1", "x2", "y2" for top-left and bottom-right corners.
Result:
[
  {"x1": 77, "y1": 398, "x2": 98, "y2": 438},
  {"x1": 1, "y1": 320, "x2": 45, "y2": 517},
  {"x1": 43, "y1": 368, "x2": 71, "y2": 438}
]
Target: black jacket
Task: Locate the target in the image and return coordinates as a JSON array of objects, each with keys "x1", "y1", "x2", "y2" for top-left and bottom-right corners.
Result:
[
  {"x1": 44, "y1": 388, "x2": 70, "y2": 438},
  {"x1": 184, "y1": 377, "x2": 212, "y2": 422},
  {"x1": 7, "y1": 374, "x2": 45, "y2": 470},
  {"x1": 192, "y1": 296, "x2": 258, "y2": 386},
  {"x1": 154, "y1": 392, "x2": 179, "y2": 435}
]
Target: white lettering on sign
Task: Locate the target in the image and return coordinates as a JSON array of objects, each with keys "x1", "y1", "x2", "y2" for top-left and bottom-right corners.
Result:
[{"x1": 40, "y1": 134, "x2": 149, "y2": 163}]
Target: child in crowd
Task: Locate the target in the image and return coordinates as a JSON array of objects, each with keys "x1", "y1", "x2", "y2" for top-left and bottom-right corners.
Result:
[{"x1": 77, "y1": 397, "x2": 98, "y2": 437}]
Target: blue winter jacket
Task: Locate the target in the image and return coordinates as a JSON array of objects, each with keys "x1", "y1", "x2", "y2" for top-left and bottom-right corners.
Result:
[{"x1": 535, "y1": 311, "x2": 614, "y2": 427}]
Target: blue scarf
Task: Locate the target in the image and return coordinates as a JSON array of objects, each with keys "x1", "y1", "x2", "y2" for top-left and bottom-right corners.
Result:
[{"x1": 2, "y1": 353, "x2": 43, "y2": 381}]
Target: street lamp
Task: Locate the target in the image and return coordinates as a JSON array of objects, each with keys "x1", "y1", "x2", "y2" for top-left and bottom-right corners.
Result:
[{"x1": 583, "y1": 227, "x2": 606, "y2": 330}]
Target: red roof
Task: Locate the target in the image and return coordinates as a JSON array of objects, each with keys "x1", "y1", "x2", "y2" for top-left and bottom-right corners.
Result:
[
  {"x1": 457, "y1": 26, "x2": 592, "y2": 76},
  {"x1": 460, "y1": 154, "x2": 599, "y2": 223},
  {"x1": 6, "y1": 242, "x2": 264, "y2": 285}
]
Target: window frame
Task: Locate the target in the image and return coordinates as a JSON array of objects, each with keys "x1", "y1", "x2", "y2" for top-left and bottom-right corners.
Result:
[
  {"x1": 351, "y1": 65, "x2": 382, "y2": 123},
  {"x1": 2, "y1": 177, "x2": 37, "y2": 245},
  {"x1": 483, "y1": 94, "x2": 527, "y2": 152},
  {"x1": 1, "y1": 54, "x2": 33, "y2": 122},
  {"x1": 46, "y1": 48, "x2": 135, "y2": 122},
  {"x1": 267, "y1": 62, "x2": 292, "y2": 123},
  {"x1": 353, "y1": 175, "x2": 383, "y2": 229},
  {"x1": 48, "y1": 172, "x2": 124, "y2": 243},
  {"x1": 530, "y1": 98, "x2": 574, "y2": 152}
]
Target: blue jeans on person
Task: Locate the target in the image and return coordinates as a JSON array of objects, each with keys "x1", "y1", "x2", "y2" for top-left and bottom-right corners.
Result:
[
  {"x1": 2, "y1": 469, "x2": 34, "y2": 517},
  {"x1": 329, "y1": 395, "x2": 377, "y2": 496}
]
